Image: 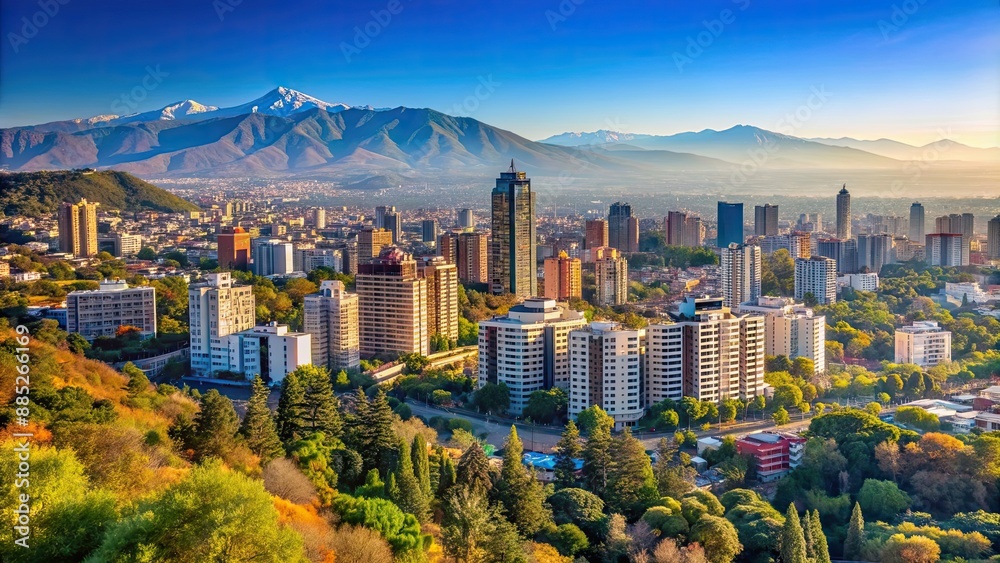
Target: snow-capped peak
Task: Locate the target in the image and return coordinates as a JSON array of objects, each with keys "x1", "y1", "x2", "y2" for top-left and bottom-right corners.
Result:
[{"x1": 251, "y1": 86, "x2": 351, "y2": 116}]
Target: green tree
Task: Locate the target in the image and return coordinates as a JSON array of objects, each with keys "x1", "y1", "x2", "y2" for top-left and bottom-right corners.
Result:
[
  {"x1": 441, "y1": 488, "x2": 494, "y2": 562},
  {"x1": 122, "y1": 362, "x2": 150, "y2": 396},
  {"x1": 690, "y1": 515, "x2": 743, "y2": 563},
  {"x1": 346, "y1": 388, "x2": 398, "y2": 475},
  {"x1": 844, "y1": 502, "x2": 865, "y2": 560},
  {"x1": 780, "y1": 504, "x2": 808, "y2": 563},
  {"x1": 554, "y1": 420, "x2": 582, "y2": 488},
  {"x1": 456, "y1": 441, "x2": 492, "y2": 496},
  {"x1": 474, "y1": 382, "x2": 511, "y2": 414},
  {"x1": 575, "y1": 404, "x2": 615, "y2": 436},
  {"x1": 391, "y1": 438, "x2": 429, "y2": 521},
  {"x1": 606, "y1": 427, "x2": 659, "y2": 519},
  {"x1": 496, "y1": 426, "x2": 551, "y2": 535},
  {"x1": 857, "y1": 479, "x2": 910, "y2": 521},
  {"x1": 411, "y1": 434, "x2": 432, "y2": 499},
  {"x1": 66, "y1": 332, "x2": 91, "y2": 355},
  {"x1": 881, "y1": 533, "x2": 940, "y2": 563},
  {"x1": 275, "y1": 370, "x2": 307, "y2": 443},
  {"x1": 295, "y1": 364, "x2": 342, "y2": 438},
  {"x1": 523, "y1": 387, "x2": 568, "y2": 423},
  {"x1": 332, "y1": 494, "x2": 425, "y2": 555},
  {"x1": 772, "y1": 406, "x2": 791, "y2": 426},
  {"x1": 581, "y1": 407, "x2": 614, "y2": 498},
  {"x1": 137, "y1": 246, "x2": 157, "y2": 260},
  {"x1": 810, "y1": 510, "x2": 831, "y2": 563},
  {"x1": 191, "y1": 389, "x2": 239, "y2": 459},
  {"x1": 239, "y1": 376, "x2": 283, "y2": 462}
]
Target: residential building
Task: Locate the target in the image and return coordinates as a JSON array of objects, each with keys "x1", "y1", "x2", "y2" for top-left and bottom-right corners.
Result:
[
  {"x1": 227, "y1": 322, "x2": 311, "y2": 384},
  {"x1": 665, "y1": 211, "x2": 705, "y2": 247},
  {"x1": 839, "y1": 272, "x2": 880, "y2": 292},
  {"x1": 422, "y1": 219, "x2": 438, "y2": 243},
  {"x1": 719, "y1": 243, "x2": 761, "y2": 309},
  {"x1": 58, "y1": 199, "x2": 99, "y2": 257},
  {"x1": 456, "y1": 231, "x2": 489, "y2": 284},
  {"x1": 66, "y1": 280, "x2": 157, "y2": 340},
  {"x1": 818, "y1": 238, "x2": 857, "y2": 274},
  {"x1": 491, "y1": 160, "x2": 537, "y2": 297},
  {"x1": 736, "y1": 432, "x2": 806, "y2": 482},
  {"x1": 217, "y1": 226, "x2": 251, "y2": 270},
  {"x1": 608, "y1": 201, "x2": 639, "y2": 254},
  {"x1": 988, "y1": 215, "x2": 1000, "y2": 260},
  {"x1": 358, "y1": 227, "x2": 393, "y2": 266},
  {"x1": 739, "y1": 296, "x2": 825, "y2": 375},
  {"x1": 295, "y1": 247, "x2": 342, "y2": 272},
  {"x1": 478, "y1": 298, "x2": 587, "y2": 415},
  {"x1": 303, "y1": 280, "x2": 360, "y2": 372},
  {"x1": 99, "y1": 232, "x2": 142, "y2": 258},
  {"x1": 543, "y1": 251, "x2": 582, "y2": 301},
  {"x1": 895, "y1": 321, "x2": 952, "y2": 368},
  {"x1": 189, "y1": 272, "x2": 256, "y2": 376},
  {"x1": 585, "y1": 219, "x2": 609, "y2": 249},
  {"x1": 758, "y1": 232, "x2": 810, "y2": 258},
  {"x1": 794, "y1": 256, "x2": 837, "y2": 305},
  {"x1": 375, "y1": 205, "x2": 395, "y2": 230},
  {"x1": 836, "y1": 185, "x2": 851, "y2": 240},
  {"x1": 568, "y1": 322, "x2": 644, "y2": 430},
  {"x1": 754, "y1": 204, "x2": 779, "y2": 236},
  {"x1": 717, "y1": 201, "x2": 744, "y2": 247},
  {"x1": 926, "y1": 233, "x2": 966, "y2": 266},
  {"x1": 356, "y1": 247, "x2": 429, "y2": 357},
  {"x1": 252, "y1": 238, "x2": 294, "y2": 276},
  {"x1": 457, "y1": 208, "x2": 474, "y2": 229},
  {"x1": 383, "y1": 212, "x2": 402, "y2": 244},
  {"x1": 421, "y1": 257, "x2": 460, "y2": 344},
  {"x1": 313, "y1": 208, "x2": 326, "y2": 229},
  {"x1": 856, "y1": 233, "x2": 893, "y2": 273},
  {"x1": 595, "y1": 251, "x2": 629, "y2": 306},
  {"x1": 909, "y1": 202, "x2": 926, "y2": 242}
]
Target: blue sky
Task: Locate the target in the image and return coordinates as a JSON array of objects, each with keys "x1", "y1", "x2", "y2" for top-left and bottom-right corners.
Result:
[{"x1": 0, "y1": 0, "x2": 996, "y2": 146}]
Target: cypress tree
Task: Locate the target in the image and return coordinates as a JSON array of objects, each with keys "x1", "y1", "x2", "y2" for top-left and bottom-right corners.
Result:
[
  {"x1": 606, "y1": 428, "x2": 659, "y2": 518},
  {"x1": 780, "y1": 503, "x2": 808, "y2": 563},
  {"x1": 497, "y1": 426, "x2": 551, "y2": 536},
  {"x1": 553, "y1": 420, "x2": 582, "y2": 489},
  {"x1": 811, "y1": 510, "x2": 832, "y2": 563},
  {"x1": 412, "y1": 434, "x2": 432, "y2": 498},
  {"x1": 456, "y1": 441, "x2": 492, "y2": 496},
  {"x1": 581, "y1": 415, "x2": 613, "y2": 498},
  {"x1": 803, "y1": 504, "x2": 815, "y2": 559},
  {"x1": 239, "y1": 376, "x2": 283, "y2": 462},
  {"x1": 844, "y1": 502, "x2": 865, "y2": 560},
  {"x1": 439, "y1": 453, "x2": 457, "y2": 497},
  {"x1": 275, "y1": 370, "x2": 306, "y2": 444},
  {"x1": 393, "y1": 438, "x2": 429, "y2": 520},
  {"x1": 386, "y1": 471, "x2": 400, "y2": 502}
]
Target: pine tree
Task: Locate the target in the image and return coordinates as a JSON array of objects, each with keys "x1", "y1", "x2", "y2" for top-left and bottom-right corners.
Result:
[
  {"x1": 606, "y1": 427, "x2": 659, "y2": 518},
  {"x1": 412, "y1": 434, "x2": 432, "y2": 498},
  {"x1": 429, "y1": 445, "x2": 443, "y2": 493},
  {"x1": 496, "y1": 426, "x2": 551, "y2": 536},
  {"x1": 275, "y1": 370, "x2": 306, "y2": 444},
  {"x1": 581, "y1": 414, "x2": 613, "y2": 498},
  {"x1": 780, "y1": 503, "x2": 808, "y2": 563},
  {"x1": 439, "y1": 453, "x2": 457, "y2": 498},
  {"x1": 192, "y1": 389, "x2": 239, "y2": 459},
  {"x1": 456, "y1": 441, "x2": 492, "y2": 496},
  {"x1": 386, "y1": 471, "x2": 400, "y2": 501},
  {"x1": 393, "y1": 438, "x2": 429, "y2": 521},
  {"x1": 811, "y1": 510, "x2": 832, "y2": 563},
  {"x1": 346, "y1": 388, "x2": 398, "y2": 475},
  {"x1": 296, "y1": 365, "x2": 342, "y2": 438},
  {"x1": 239, "y1": 376, "x2": 283, "y2": 462},
  {"x1": 844, "y1": 502, "x2": 865, "y2": 560},
  {"x1": 803, "y1": 504, "x2": 815, "y2": 559},
  {"x1": 553, "y1": 420, "x2": 581, "y2": 489}
]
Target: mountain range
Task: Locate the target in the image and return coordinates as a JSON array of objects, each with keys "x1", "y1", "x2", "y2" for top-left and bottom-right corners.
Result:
[{"x1": 1, "y1": 87, "x2": 995, "y2": 180}]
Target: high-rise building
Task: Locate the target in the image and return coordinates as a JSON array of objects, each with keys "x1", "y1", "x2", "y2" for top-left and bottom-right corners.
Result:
[
  {"x1": 478, "y1": 298, "x2": 587, "y2": 414},
  {"x1": 836, "y1": 185, "x2": 851, "y2": 240},
  {"x1": 227, "y1": 322, "x2": 312, "y2": 384},
  {"x1": 189, "y1": 272, "x2": 256, "y2": 376},
  {"x1": 375, "y1": 205, "x2": 396, "y2": 230},
  {"x1": 818, "y1": 238, "x2": 858, "y2": 274},
  {"x1": 304, "y1": 280, "x2": 360, "y2": 372},
  {"x1": 100, "y1": 232, "x2": 142, "y2": 258},
  {"x1": 383, "y1": 212, "x2": 402, "y2": 244},
  {"x1": 356, "y1": 247, "x2": 429, "y2": 357},
  {"x1": 457, "y1": 208, "x2": 474, "y2": 229},
  {"x1": 645, "y1": 296, "x2": 764, "y2": 404},
  {"x1": 543, "y1": 251, "x2": 582, "y2": 301},
  {"x1": 421, "y1": 257, "x2": 459, "y2": 344},
  {"x1": 798, "y1": 213, "x2": 823, "y2": 233},
  {"x1": 720, "y1": 243, "x2": 762, "y2": 309},
  {"x1": 856, "y1": 234, "x2": 893, "y2": 273},
  {"x1": 585, "y1": 219, "x2": 609, "y2": 249},
  {"x1": 595, "y1": 251, "x2": 629, "y2": 306},
  {"x1": 717, "y1": 202, "x2": 744, "y2": 247},
  {"x1": 988, "y1": 215, "x2": 1000, "y2": 260},
  {"x1": 895, "y1": 321, "x2": 952, "y2": 368},
  {"x1": 66, "y1": 280, "x2": 157, "y2": 340},
  {"x1": 608, "y1": 202, "x2": 639, "y2": 253},
  {"x1": 422, "y1": 219, "x2": 438, "y2": 244},
  {"x1": 665, "y1": 211, "x2": 705, "y2": 247},
  {"x1": 358, "y1": 227, "x2": 394, "y2": 266},
  {"x1": 909, "y1": 202, "x2": 926, "y2": 242},
  {"x1": 456, "y1": 232, "x2": 489, "y2": 284},
  {"x1": 758, "y1": 233, "x2": 810, "y2": 258},
  {"x1": 438, "y1": 232, "x2": 457, "y2": 264},
  {"x1": 568, "y1": 322, "x2": 644, "y2": 430},
  {"x1": 313, "y1": 208, "x2": 327, "y2": 229},
  {"x1": 490, "y1": 160, "x2": 536, "y2": 297},
  {"x1": 738, "y1": 296, "x2": 825, "y2": 375},
  {"x1": 251, "y1": 238, "x2": 294, "y2": 276},
  {"x1": 754, "y1": 204, "x2": 779, "y2": 237},
  {"x1": 218, "y1": 226, "x2": 251, "y2": 270},
  {"x1": 58, "y1": 199, "x2": 99, "y2": 257},
  {"x1": 294, "y1": 247, "x2": 342, "y2": 273},
  {"x1": 925, "y1": 233, "x2": 966, "y2": 266},
  {"x1": 794, "y1": 256, "x2": 837, "y2": 305}
]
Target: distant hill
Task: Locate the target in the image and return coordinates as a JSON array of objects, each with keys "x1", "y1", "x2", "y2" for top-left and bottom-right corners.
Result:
[{"x1": 0, "y1": 169, "x2": 199, "y2": 216}]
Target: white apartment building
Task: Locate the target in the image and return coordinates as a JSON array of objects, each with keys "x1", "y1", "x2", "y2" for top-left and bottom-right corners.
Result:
[
  {"x1": 568, "y1": 322, "x2": 644, "y2": 430},
  {"x1": 478, "y1": 298, "x2": 587, "y2": 415},
  {"x1": 66, "y1": 280, "x2": 157, "y2": 340},
  {"x1": 646, "y1": 296, "x2": 765, "y2": 404},
  {"x1": 303, "y1": 280, "x2": 360, "y2": 372},
  {"x1": 227, "y1": 321, "x2": 311, "y2": 384},
  {"x1": 252, "y1": 238, "x2": 294, "y2": 276},
  {"x1": 189, "y1": 272, "x2": 256, "y2": 376},
  {"x1": 739, "y1": 296, "x2": 826, "y2": 375},
  {"x1": 294, "y1": 247, "x2": 342, "y2": 273},
  {"x1": 421, "y1": 258, "x2": 460, "y2": 344},
  {"x1": 838, "y1": 273, "x2": 880, "y2": 292},
  {"x1": 895, "y1": 321, "x2": 952, "y2": 368},
  {"x1": 795, "y1": 256, "x2": 837, "y2": 305},
  {"x1": 595, "y1": 254, "x2": 629, "y2": 306},
  {"x1": 720, "y1": 243, "x2": 762, "y2": 309}
]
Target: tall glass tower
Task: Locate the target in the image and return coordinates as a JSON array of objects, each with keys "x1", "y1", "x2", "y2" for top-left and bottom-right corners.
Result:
[
  {"x1": 836, "y1": 185, "x2": 851, "y2": 240},
  {"x1": 490, "y1": 160, "x2": 536, "y2": 297},
  {"x1": 717, "y1": 201, "x2": 744, "y2": 247}
]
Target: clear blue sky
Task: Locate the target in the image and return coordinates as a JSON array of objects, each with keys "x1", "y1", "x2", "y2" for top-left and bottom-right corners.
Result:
[{"x1": 0, "y1": 0, "x2": 996, "y2": 146}]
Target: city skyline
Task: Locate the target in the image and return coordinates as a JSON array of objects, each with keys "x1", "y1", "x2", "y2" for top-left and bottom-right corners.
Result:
[{"x1": 0, "y1": 0, "x2": 997, "y2": 147}]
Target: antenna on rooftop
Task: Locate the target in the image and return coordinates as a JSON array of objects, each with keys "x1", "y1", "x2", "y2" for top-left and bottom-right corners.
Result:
[{"x1": 508, "y1": 159, "x2": 516, "y2": 173}]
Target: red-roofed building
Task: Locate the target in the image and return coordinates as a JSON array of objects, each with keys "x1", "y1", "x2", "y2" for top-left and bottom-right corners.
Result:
[{"x1": 736, "y1": 432, "x2": 806, "y2": 482}]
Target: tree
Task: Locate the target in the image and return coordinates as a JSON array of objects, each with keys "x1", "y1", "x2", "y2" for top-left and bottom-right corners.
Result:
[
  {"x1": 89, "y1": 463, "x2": 304, "y2": 562},
  {"x1": 690, "y1": 515, "x2": 742, "y2": 563},
  {"x1": 895, "y1": 405, "x2": 940, "y2": 431},
  {"x1": 554, "y1": 420, "x2": 582, "y2": 488},
  {"x1": 391, "y1": 438, "x2": 429, "y2": 521},
  {"x1": 791, "y1": 357, "x2": 815, "y2": 378},
  {"x1": 328, "y1": 525, "x2": 394, "y2": 563},
  {"x1": 844, "y1": 502, "x2": 865, "y2": 560},
  {"x1": 752, "y1": 395, "x2": 766, "y2": 420},
  {"x1": 497, "y1": 426, "x2": 551, "y2": 535},
  {"x1": 456, "y1": 441, "x2": 492, "y2": 496},
  {"x1": 411, "y1": 434, "x2": 431, "y2": 499},
  {"x1": 66, "y1": 332, "x2": 90, "y2": 355},
  {"x1": 295, "y1": 364, "x2": 343, "y2": 438},
  {"x1": 122, "y1": 362, "x2": 150, "y2": 396},
  {"x1": 346, "y1": 388, "x2": 398, "y2": 475},
  {"x1": 441, "y1": 488, "x2": 500, "y2": 563},
  {"x1": 524, "y1": 387, "x2": 568, "y2": 423},
  {"x1": 474, "y1": 382, "x2": 511, "y2": 413},
  {"x1": 772, "y1": 406, "x2": 791, "y2": 427},
  {"x1": 780, "y1": 504, "x2": 808, "y2": 563},
  {"x1": 575, "y1": 404, "x2": 615, "y2": 436},
  {"x1": 581, "y1": 407, "x2": 614, "y2": 498},
  {"x1": 548, "y1": 488, "x2": 606, "y2": 538},
  {"x1": 332, "y1": 494, "x2": 424, "y2": 555},
  {"x1": 606, "y1": 428, "x2": 660, "y2": 518},
  {"x1": 239, "y1": 376, "x2": 284, "y2": 462},
  {"x1": 809, "y1": 510, "x2": 831, "y2": 563},
  {"x1": 191, "y1": 389, "x2": 239, "y2": 459},
  {"x1": 857, "y1": 479, "x2": 910, "y2": 521},
  {"x1": 275, "y1": 370, "x2": 307, "y2": 443},
  {"x1": 773, "y1": 383, "x2": 804, "y2": 409},
  {"x1": 881, "y1": 533, "x2": 940, "y2": 563},
  {"x1": 137, "y1": 246, "x2": 157, "y2": 260}
]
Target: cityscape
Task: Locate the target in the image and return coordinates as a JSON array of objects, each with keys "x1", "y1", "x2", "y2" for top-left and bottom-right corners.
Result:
[{"x1": 0, "y1": 1, "x2": 999, "y2": 562}]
